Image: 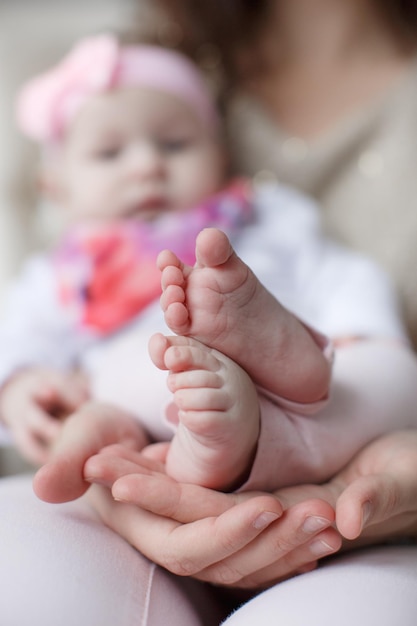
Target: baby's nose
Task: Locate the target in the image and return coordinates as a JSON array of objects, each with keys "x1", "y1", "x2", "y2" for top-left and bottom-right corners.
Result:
[{"x1": 127, "y1": 143, "x2": 165, "y2": 178}]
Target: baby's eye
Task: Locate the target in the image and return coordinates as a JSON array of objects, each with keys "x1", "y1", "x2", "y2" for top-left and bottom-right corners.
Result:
[
  {"x1": 157, "y1": 138, "x2": 191, "y2": 153},
  {"x1": 93, "y1": 146, "x2": 122, "y2": 160}
]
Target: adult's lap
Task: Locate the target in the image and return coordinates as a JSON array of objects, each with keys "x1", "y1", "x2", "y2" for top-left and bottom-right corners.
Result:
[
  {"x1": 0, "y1": 475, "x2": 225, "y2": 626},
  {"x1": 223, "y1": 544, "x2": 417, "y2": 625}
]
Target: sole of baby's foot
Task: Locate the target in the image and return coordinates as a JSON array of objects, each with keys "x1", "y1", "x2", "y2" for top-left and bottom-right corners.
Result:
[
  {"x1": 158, "y1": 228, "x2": 328, "y2": 402},
  {"x1": 149, "y1": 333, "x2": 260, "y2": 491},
  {"x1": 158, "y1": 228, "x2": 253, "y2": 342}
]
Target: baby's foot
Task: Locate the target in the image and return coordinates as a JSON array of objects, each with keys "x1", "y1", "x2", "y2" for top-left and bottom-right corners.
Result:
[
  {"x1": 149, "y1": 333, "x2": 260, "y2": 490},
  {"x1": 158, "y1": 228, "x2": 330, "y2": 402}
]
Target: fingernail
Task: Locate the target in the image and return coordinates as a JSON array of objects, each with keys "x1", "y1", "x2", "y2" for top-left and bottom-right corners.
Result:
[
  {"x1": 302, "y1": 516, "x2": 330, "y2": 534},
  {"x1": 361, "y1": 501, "x2": 372, "y2": 530},
  {"x1": 253, "y1": 511, "x2": 280, "y2": 529},
  {"x1": 308, "y1": 537, "x2": 335, "y2": 557},
  {"x1": 83, "y1": 476, "x2": 109, "y2": 487}
]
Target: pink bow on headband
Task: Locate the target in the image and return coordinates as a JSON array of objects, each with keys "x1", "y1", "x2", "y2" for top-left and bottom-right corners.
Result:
[
  {"x1": 16, "y1": 34, "x2": 218, "y2": 144},
  {"x1": 16, "y1": 35, "x2": 119, "y2": 143}
]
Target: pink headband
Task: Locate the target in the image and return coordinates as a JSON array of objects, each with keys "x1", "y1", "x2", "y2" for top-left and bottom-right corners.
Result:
[{"x1": 16, "y1": 34, "x2": 218, "y2": 143}]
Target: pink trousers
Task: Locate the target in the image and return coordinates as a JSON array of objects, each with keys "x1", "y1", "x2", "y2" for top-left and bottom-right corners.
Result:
[{"x1": 0, "y1": 475, "x2": 417, "y2": 626}]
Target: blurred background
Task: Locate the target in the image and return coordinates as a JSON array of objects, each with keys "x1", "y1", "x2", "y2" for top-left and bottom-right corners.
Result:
[
  {"x1": 0, "y1": 1, "x2": 146, "y2": 302},
  {"x1": 0, "y1": 0, "x2": 157, "y2": 474}
]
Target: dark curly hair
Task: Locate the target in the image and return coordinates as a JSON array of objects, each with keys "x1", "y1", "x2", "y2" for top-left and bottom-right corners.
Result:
[
  {"x1": 148, "y1": 0, "x2": 268, "y2": 82},
  {"x1": 149, "y1": 0, "x2": 417, "y2": 84}
]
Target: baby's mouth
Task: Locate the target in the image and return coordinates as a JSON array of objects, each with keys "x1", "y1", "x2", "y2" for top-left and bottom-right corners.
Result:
[{"x1": 124, "y1": 194, "x2": 169, "y2": 219}]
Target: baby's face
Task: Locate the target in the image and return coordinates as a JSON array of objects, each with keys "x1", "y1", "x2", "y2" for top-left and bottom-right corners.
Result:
[{"x1": 52, "y1": 87, "x2": 225, "y2": 223}]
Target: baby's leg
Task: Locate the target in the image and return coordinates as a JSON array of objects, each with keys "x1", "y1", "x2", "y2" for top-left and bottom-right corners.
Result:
[
  {"x1": 149, "y1": 333, "x2": 260, "y2": 491},
  {"x1": 159, "y1": 228, "x2": 330, "y2": 403}
]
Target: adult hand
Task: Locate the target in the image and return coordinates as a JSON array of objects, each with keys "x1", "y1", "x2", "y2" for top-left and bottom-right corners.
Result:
[
  {"x1": 269, "y1": 430, "x2": 417, "y2": 549},
  {"x1": 331, "y1": 429, "x2": 417, "y2": 541},
  {"x1": 84, "y1": 444, "x2": 341, "y2": 589},
  {"x1": 84, "y1": 429, "x2": 417, "y2": 589},
  {"x1": 33, "y1": 401, "x2": 149, "y2": 503},
  {"x1": 0, "y1": 367, "x2": 90, "y2": 465}
]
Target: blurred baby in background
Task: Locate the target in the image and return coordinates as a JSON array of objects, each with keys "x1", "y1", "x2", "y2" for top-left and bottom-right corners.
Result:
[{"x1": 1, "y1": 34, "x2": 416, "y2": 498}]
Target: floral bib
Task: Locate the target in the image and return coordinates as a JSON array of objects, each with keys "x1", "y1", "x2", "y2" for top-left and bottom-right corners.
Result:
[{"x1": 54, "y1": 179, "x2": 253, "y2": 334}]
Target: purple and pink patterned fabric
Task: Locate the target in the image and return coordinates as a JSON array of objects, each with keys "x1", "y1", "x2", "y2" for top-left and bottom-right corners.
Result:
[{"x1": 54, "y1": 180, "x2": 253, "y2": 334}]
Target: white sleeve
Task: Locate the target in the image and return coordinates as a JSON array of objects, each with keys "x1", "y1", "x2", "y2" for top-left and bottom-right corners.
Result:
[
  {"x1": 0, "y1": 255, "x2": 94, "y2": 388},
  {"x1": 243, "y1": 184, "x2": 407, "y2": 343}
]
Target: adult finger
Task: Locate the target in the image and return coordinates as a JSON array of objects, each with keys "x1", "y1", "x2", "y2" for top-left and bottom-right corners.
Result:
[
  {"x1": 336, "y1": 472, "x2": 417, "y2": 540},
  {"x1": 112, "y1": 471, "x2": 257, "y2": 521},
  {"x1": 204, "y1": 525, "x2": 341, "y2": 589},
  {"x1": 86, "y1": 446, "x2": 258, "y2": 522},
  {"x1": 197, "y1": 498, "x2": 340, "y2": 588},
  {"x1": 33, "y1": 403, "x2": 146, "y2": 503},
  {"x1": 84, "y1": 446, "x2": 165, "y2": 488},
  {"x1": 89, "y1": 485, "x2": 284, "y2": 576}
]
